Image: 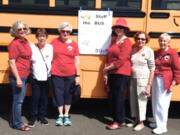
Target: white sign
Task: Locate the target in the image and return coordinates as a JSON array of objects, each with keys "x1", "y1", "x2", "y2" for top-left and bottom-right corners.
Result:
[{"x1": 78, "y1": 10, "x2": 113, "y2": 55}]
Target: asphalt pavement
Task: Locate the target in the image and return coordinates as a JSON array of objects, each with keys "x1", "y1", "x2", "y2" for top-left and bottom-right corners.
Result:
[{"x1": 0, "y1": 85, "x2": 180, "y2": 135}]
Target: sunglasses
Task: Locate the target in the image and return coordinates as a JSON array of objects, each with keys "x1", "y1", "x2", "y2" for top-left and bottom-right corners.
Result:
[
  {"x1": 61, "y1": 30, "x2": 71, "y2": 34},
  {"x1": 18, "y1": 27, "x2": 27, "y2": 32},
  {"x1": 114, "y1": 26, "x2": 126, "y2": 29},
  {"x1": 136, "y1": 38, "x2": 146, "y2": 41}
]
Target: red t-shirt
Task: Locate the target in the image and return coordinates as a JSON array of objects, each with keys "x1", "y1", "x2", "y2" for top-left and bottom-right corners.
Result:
[
  {"x1": 154, "y1": 47, "x2": 180, "y2": 90},
  {"x1": 106, "y1": 38, "x2": 132, "y2": 76},
  {"x1": 51, "y1": 38, "x2": 79, "y2": 77},
  {"x1": 8, "y1": 38, "x2": 32, "y2": 78}
]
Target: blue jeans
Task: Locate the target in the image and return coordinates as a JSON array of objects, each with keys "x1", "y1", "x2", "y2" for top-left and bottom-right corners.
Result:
[
  {"x1": 9, "y1": 77, "x2": 27, "y2": 129},
  {"x1": 30, "y1": 79, "x2": 49, "y2": 120}
]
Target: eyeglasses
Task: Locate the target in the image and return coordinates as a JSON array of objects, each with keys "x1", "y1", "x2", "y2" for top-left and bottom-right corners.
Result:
[
  {"x1": 136, "y1": 38, "x2": 146, "y2": 41},
  {"x1": 159, "y1": 39, "x2": 168, "y2": 43},
  {"x1": 18, "y1": 27, "x2": 27, "y2": 32},
  {"x1": 61, "y1": 30, "x2": 71, "y2": 34},
  {"x1": 37, "y1": 35, "x2": 46, "y2": 38}
]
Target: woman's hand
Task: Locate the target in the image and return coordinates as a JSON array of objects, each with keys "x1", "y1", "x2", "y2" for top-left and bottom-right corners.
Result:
[
  {"x1": 168, "y1": 80, "x2": 176, "y2": 93},
  {"x1": 145, "y1": 84, "x2": 151, "y2": 96},
  {"x1": 74, "y1": 56, "x2": 80, "y2": 86},
  {"x1": 16, "y1": 78, "x2": 23, "y2": 88},
  {"x1": 103, "y1": 67, "x2": 108, "y2": 75},
  {"x1": 9, "y1": 59, "x2": 22, "y2": 88},
  {"x1": 103, "y1": 74, "x2": 109, "y2": 92},
  {"x1": 103, "y1": 74, "x2": 108, "y2": 85},
  {"x1": 168, "y1": 85, "x2": 174, "y2": 93},
  {"x1": 103, "y1": 64, "x2": 115, "y2": 75},
  {"x1": 75, "y1": 76, "x2": 80, "y2": 86}
]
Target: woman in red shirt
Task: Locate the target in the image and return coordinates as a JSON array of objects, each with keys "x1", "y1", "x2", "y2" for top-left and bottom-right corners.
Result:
[
  {"x1": 8, "y1": 21, "x2": 31, "y2": 131},
  {"x1": 51, "y1": 22, "x2": 80, "y2": 126},
  {"x1": 103, "y1": 18, "x2": 132, "y2": 130},
  {"x1": 151, "y1": 33, "x2": 180, "y2": 134}
]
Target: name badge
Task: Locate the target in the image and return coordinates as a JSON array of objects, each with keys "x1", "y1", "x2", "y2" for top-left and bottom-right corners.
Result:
[
  {"x1": 164, "y1": 55, "x2": 170, "y2": 60},
  {"x1": 67, "y1": 46, "x2": 73, "y2": 51}
]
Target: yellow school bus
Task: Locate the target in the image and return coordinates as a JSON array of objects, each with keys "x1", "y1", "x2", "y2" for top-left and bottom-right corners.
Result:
[{"x1": 0, "y1": 0, "x2": 180, "y2": 100}]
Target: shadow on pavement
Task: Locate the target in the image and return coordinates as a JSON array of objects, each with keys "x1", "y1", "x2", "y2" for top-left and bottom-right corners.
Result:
[{"x1": 0, "y1": 84, "x2": 180, "y2": 127}]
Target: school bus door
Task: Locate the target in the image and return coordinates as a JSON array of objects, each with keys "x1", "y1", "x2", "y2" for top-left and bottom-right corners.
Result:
[{"x1": 146, "y1": 0, "x2": 180, "y2": 101}]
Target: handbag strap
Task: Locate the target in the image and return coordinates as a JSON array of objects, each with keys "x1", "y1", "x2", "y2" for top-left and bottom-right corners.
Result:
[{"x1": 37, "y1": 45, "x2": 49, "y2": 77}]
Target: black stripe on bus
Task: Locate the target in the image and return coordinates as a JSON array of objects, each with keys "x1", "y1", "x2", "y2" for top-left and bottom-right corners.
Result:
[
  {"x1": 112, "y1": 31, "x2": 136, "y2": 37},
  {"x1": 2, "y1": 44, "x2": 180, "y2": 57},
  {"x1": 0, "y1": 26, "x2": 78, "y2": 35},
  {"x1": 31, "y1": 28, "x2": 79, "y2": 35},
  {"x1": 0, "y1": 26, "x2": 136, "y2": 37},
  {"x1": 0, "y1": 27, "x2": 9, "y2": 32},
  {"x1": 0, "y1": 30, "x2": 135, "y2": 52},
  {"x1": 2, "y1": 46, "x2": 179, "y2": 56},
  {"x1": 0, "y1": 46, "x2": 8, "y2": 52},
  {"x1": 150, "y1": 12, "x2": 170, "y2": 18},
  {"x1": 0, "y1": 5, "x2": 145, "y2": 18},
  {"x1": 112, "y1": 10, "x2": 145, "y2": 18},
  {"x1": 0, "y1": 5, "x2": 79, "y2": 16},
  {"x1": 149, "y1": 32, "x2": 180, "y2": 38}
]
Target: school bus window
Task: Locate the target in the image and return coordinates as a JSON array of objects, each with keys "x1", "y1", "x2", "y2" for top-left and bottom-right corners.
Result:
[
  {"x1": 101, "y1": 0, "x2": 141, "y2": 10},
  {"x1": 152, "y1": 0, "x2": 180, "y2": 10},
  {"x1": 55, "y1": 0, "x2": 95, "y2": 7},
  {"x1": 9, "y1": 0, "x2": 49, "y2": 6}
]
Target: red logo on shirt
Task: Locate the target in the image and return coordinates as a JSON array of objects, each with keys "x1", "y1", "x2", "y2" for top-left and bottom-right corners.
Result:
[
  {"x1": 142, "y1": 53, "x2": 145, "y2": 57},
  {"x1": 45, "y1": 55, "x2": 49, "y2": 58}
]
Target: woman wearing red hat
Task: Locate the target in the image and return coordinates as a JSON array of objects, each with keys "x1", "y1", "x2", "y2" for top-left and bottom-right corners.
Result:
[{"x1": 104, "y1": 18, "x2": 132, "y2": 130}]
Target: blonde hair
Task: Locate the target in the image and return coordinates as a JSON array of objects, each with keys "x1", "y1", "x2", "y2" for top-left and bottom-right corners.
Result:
[
  {"x1": 10, "y1": 21, "x2": 31, "y2": 37},
  {"x1": 159, "y1": 33, "x2": 171, "y2": 42},
  {"x1": 58, "y1": 22, "x2": 72, "y2": 33}
]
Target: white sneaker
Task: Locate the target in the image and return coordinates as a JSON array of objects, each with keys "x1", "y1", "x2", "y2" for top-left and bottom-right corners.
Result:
[
  {"x1": 133, "y1": 123, "x2": 144, "y2": 131},
  {"x1": 149, "y1": 122, "x2": 157, "y2": 129},
  {"x1": 126, "y1": 123, "x2": 133, "y2": 127},
  {"x1": 153, "y1": 128, "x2": 167, "y2": 134}
]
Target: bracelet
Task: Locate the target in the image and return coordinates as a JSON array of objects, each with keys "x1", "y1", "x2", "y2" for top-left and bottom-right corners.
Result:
[{"x1": 75, "y1": 75, "x2": 80, "y2": 77}]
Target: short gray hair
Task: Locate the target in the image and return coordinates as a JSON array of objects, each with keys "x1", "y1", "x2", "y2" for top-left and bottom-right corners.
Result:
[
  {"x1": 159, "y1": 33, "x2": 171, "y2": 42},
  {"x1": 10, "y1": 21, "x2": 31, "y2": 37},
  {"x1": 58, "y1": 22, "x2": 72, "y2": 33}
]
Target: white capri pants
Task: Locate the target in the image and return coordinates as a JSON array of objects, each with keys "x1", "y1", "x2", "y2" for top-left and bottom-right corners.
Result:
[
  {"x1": 152, "y1": 76, "x2": 172, "y2": 131},
  {"x1": 130, "y1": 78, "x2": 148, "y2": 121}
]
